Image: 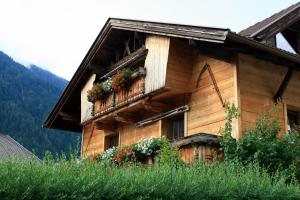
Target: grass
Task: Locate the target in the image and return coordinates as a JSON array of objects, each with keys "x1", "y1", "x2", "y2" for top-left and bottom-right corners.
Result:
[{"x1": 0, "y1": 157, "x2": 299, "y2": 200}]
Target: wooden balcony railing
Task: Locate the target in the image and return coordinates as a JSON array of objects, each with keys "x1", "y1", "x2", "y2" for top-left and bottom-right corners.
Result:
[{"x1": 93, "y1": 68, "x2": 146, "y2": 116}]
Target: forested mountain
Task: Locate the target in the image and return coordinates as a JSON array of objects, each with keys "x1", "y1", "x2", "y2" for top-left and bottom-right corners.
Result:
[{"x1": 0, "y1": 51, "x2": 79, "y2": 158}]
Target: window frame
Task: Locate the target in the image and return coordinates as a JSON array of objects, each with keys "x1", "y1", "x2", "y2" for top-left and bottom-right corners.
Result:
[
  {"x1": 166, "y1": 113, "x2": 185, "y2": 141},
  {"x1": 105, "y1": 132, "x2": 120, "y2": 150}
]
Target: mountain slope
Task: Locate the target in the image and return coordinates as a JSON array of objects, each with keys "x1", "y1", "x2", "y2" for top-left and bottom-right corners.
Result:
[
  {"x1": 0, "y1": 51, "x2": 79, "y2": 158},
  {"x1": 29, "y1": 65, "x2": 68, "y2": 91}
]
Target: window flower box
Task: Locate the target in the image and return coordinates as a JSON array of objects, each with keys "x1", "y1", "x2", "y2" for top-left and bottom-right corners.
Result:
[
  {"x1": 94, "y1": 94, "x2": 114, "y2": 115},
  {"x1": 115, "y1": 76, "x2": 145, "y2": 107}
]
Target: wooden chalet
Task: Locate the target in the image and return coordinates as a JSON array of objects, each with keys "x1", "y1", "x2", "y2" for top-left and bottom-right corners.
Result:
[{"x1": 44, "y1": 2, "x2": 300, "y2": 163}]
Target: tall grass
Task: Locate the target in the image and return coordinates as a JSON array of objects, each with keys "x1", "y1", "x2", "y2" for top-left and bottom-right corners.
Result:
[{"x1": 0, "y1": 157, "x2": 299, "y2": 200}]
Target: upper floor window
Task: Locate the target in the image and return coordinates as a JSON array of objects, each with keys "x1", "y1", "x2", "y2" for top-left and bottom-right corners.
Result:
[
  {"x1": 167, "y1": 114, "x2": 185, "y2": 141},
  {"x1": 287, "y1": 110, "x2": 300, "y2": 131}
]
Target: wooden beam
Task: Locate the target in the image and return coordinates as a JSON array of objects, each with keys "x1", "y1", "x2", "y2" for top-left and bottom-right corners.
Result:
[
  {"x1": 195, "y1": 63, "x2": 225, "y2": 107},
  {"x1": 113, "y1": 113, "x2": 136, "y2": 124},
  {"x1": 59, "y1": 111, "x2": 80, "y2": 123},
  {"x1": 297, "y1": 32, "x2": 300, "y2": 54},
  {"x1": 142, "y1": 99, "x2": 170, "y2": 113},
  {"x1": 95, "y1": 121, "x2": 116, "y2": 131},
  {"x1": 274, "y1": 68, "x2": 294, "y2": 102},
  {"x1": 135, "y1": 105, "x2": 189, "y2": 127},
  {"x1": 100, "y1": 47, "x2": 148, "y2": 80},
  {"x1": 88, "y1": 64, "x2": 106, "y2": 74}
]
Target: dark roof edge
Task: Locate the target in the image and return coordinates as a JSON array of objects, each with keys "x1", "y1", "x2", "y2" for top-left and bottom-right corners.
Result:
[
  {"x1": 43, "y1": 18, "x2": 113, "y2": 129},
  {"x1": 227, "y1": 32, "x2": 300, "y2": 65},
  {"x1": 174, "y1": 133, "x2": 220, "y2": 147},
  {"x1": 239, "y1": 2, "x2": 300, "y2": 37},
  {"x1": 249, "y1": 3, "x2": 300, "y2": 38}
]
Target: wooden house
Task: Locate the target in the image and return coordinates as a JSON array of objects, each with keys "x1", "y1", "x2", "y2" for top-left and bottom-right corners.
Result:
[{"x1": 44, "y1": 2, "x2": 300, "y2": 163}]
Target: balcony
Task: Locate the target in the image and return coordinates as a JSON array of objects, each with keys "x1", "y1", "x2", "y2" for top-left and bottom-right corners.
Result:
[{"x1": 93, "y1": 67, "x2": 146, "y2": 117}]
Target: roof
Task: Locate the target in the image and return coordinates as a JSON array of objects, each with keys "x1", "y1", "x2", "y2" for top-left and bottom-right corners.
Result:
[
  {"x1": 43, "y1": 18, "x2": 230, "y2": 131},
  {"x1": 240, "y1": 2, "x2": 300, "y2": 38},
  {"x1": 175, "y1": 133, "x2": 219, "y2": 147},
  {"x1": 43, "y1": 16, "x2": 300, "y2": 132},
  {"x1": 0, "y1": 134, "x2": 39, "y2": 160}
]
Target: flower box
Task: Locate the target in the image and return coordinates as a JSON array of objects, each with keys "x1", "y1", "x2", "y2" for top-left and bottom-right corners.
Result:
[
  {"x1": 94, "y1": 94, "x2": 114, "y2": 115},
  {"x1": 115, "y1": 77, "x2": 145, "y2": 107}
]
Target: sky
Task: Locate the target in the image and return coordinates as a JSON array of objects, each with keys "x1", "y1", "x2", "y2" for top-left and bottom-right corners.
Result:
[{"x1": 0, "y1": 0, "x2": 298, "y2": 80}]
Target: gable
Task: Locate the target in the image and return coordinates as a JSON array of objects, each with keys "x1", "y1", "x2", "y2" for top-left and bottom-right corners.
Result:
[{"x1": 240, "y1": 2, "x2": 300, "y2": 54}]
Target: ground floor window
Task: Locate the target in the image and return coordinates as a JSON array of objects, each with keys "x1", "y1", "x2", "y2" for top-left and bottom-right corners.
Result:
[
  {"x1": 287, "y1": 110, "x2": 300, "y2": 131},
  {"x1": 167, "y1": 114, "x2": 185, "y2": 141},
  {"x1": 105, "y1": 133, "x2": 119, "y2": 150}
]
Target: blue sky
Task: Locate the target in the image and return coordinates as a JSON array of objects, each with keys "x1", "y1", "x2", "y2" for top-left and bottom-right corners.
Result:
[{"x1": 0, "y1": 0, "x2": 298, "y2": 80}]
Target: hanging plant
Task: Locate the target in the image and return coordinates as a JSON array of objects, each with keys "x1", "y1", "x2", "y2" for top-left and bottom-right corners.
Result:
[
  {"x1": 111, "y1": 68, "x2": 133, "y2": 92},
  {"x1": 87, "y1": 83, "x2": 108, "y2": 103}
]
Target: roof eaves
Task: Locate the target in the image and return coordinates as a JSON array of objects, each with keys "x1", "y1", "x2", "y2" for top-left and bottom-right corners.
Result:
[
  {"x1": 249, "y1": 3, "x2": 300, "y2": 38},
  {"x1": 227, "y1": 32, "x2": 300, "y2": 66}
]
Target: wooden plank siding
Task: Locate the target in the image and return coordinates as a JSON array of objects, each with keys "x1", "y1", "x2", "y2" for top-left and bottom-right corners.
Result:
[
  {"x1": 238, "y1": 54, "x2": 300, "y2": 136},
  {"x1": 82, "y1": 123, "x2": 105, "y2": 158},
  {"x1": 187, "y1": 54, "x2": 238, "y2": 137},
  {"x1": 165, "y1": 39, "x2": 194, "y2": 93},
  {"x1": 144, "y1": 35, "x2": 170, "y2": 94},
  {"x1": 119, "y1": 122, "x2": 161, "y2": 147}
]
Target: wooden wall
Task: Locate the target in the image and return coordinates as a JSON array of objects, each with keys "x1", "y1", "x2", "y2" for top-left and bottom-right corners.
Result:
[
  {"x1": 82, "y1": 122, "x2": 105, "y2": 158},
  {"x1": 165, "y1": 39, "x2": 194, "y2": 93},
  {"x1": 238, "y1": 54, "x2": 300, "y2": 135},
  {"x1": 187, "y1": 54, "x2": 238, "y2": 137},
  {"x1": 119, "y1": 122, "x2": 160, "y2": 147},
  {"x1": 144, "y1": 35, "x2": 170, "y2": 94},
  {"x1": 181, "y1": 145, "x2": 222, "y2": 164}
]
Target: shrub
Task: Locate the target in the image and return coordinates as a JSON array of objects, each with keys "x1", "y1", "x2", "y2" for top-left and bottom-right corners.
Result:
[
  {"x1": 220, "y1": 103, "x2": 300, "y2": 181},
  {"x1": 155, "y1": 138, "x2": 184, "y2": 167}
]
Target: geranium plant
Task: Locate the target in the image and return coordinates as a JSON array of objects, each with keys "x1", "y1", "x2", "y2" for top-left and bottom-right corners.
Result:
[
  {"x1": 97, "y1": 137, "x2": 165, "y2": 166},
  {"x1": 87, "y1": 78, "x2": 112, "y2": 103},
  {"x1": 111, "y1": 68, "x2": 133, "y2": 92}
]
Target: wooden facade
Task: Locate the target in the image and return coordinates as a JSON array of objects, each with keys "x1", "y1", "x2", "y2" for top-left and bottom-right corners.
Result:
[{"x1": 44, "y1": 4, "x2": 300, "y2": 163}]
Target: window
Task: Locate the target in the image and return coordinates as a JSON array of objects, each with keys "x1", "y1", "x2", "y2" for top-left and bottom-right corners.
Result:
[
  {"x1": 287, "y1": 110, "x2": 300, "y2": 131},
  {"x1": 167, "y1": 114, "x2": 185, "y2": 141},
  {"x1": 105, "y1": 133, "x2": 119, "y2": 150}
]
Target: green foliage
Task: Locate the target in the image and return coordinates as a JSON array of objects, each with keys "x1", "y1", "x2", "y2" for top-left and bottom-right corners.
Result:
[
  {"x1": 0, "y1": 51, "x2": 79, "y2": 158},
  {"x1": 219, "y1": 103, "x2": 239, "y2": 161},
  {"x1": 220, "y1": 103, "x2": 300, "y2": 181},
  {"x1": 0, "y1": 157, "x2": 299, "y2": 199},
  {"x1": 155, "y1": 139, "x2": 184, "y2": 167}
]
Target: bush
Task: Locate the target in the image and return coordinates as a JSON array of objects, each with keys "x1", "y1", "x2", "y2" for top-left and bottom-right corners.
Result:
[
  {"x1": 0, "y1": 157, "x2": 299, "y2": 199},
  {"x1": 220, "y1": 103, "x2": 300, "y2": 181},
  {"x1": 155, "y1": 139, "x2": 184, "y2": 167}
]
